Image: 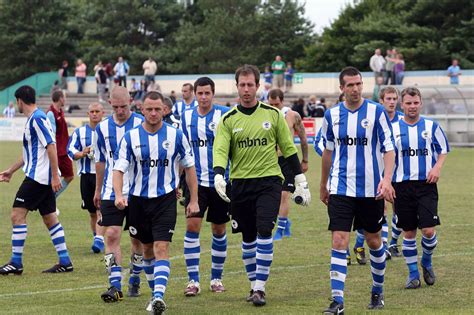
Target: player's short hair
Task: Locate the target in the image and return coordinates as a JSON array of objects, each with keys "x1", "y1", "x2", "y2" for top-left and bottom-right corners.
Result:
[
  {"x1": 194, "y1": 77, "x2": 215, "y2": 94},
  {"x1": 163, "y1": 97, "x2": 174, "y2": 110},
  {"x1": 379, "y1": 86, "x2": 399, "y2": 101},
  {"x1": 339, "y1": 66, "x2": 362, "y2": 86},
  {"x1": 143, "y1": 90, "x2": 164, "y2": 103},
  {"x1": 235, "y1": 64, "x2": 260, "y2": 85},
  {"x1": 182, "y1": 83, "x2": 193, "y2": 91},
  {"x1": 15, "y1": 85, "x2": 36, "y2": 105},
  {"x1": 51, "y1": 90, "x2": 64, "y2": 102},
  {"x1": 268, "y1": 89, "x2": 284, "y2": 101},
  {"x1": 401, "y1": 87, "x2": 422, "y2": 101}
]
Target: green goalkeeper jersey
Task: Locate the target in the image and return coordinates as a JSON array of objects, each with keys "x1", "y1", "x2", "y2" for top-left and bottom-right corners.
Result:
[{"x1": 213, "y1": 101, "x2": 298, "y2": 180}]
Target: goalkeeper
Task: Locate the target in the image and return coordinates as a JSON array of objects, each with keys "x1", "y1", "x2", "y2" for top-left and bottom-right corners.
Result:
[{"x1": 213, "y1": 64, "x2": 310, "y2": 307}]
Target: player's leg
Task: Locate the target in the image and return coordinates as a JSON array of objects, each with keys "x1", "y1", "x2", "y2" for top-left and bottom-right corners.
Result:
[
  {"x1": 252, "y1": 177, "x2": 282, "y2": 306},
  {"x1": 388, "y1": 202, "x2": 402, "y2": 257},
  {"x1": 381, "y1": 201, "x2": 390, "y2": 260},
  {"x1": 353, "y1": 229, "x2": 367, "y2": 265},
  {"x1": 142, "y1": 242, "x2": 155, "y2": 312},
  {"x1": 274, "y1": 191, "x2": 291, "y2": 240},
  {"x1": 92, "y1": 210, "x2": 105, "y2": 253},
  {"x1": 359, "y1": 198, "x2": 386, "y2": 310},
  {"x1": 151, "y1": 241, "x2": 170, "y2": 314},
  {"x1": 208, "y1": 186, "x2": 230, "y2": 292},
  {"x1": 128, "y1": 237, "x2": 143, "y2": 297},
  {"x1": 324, "y1": 195, "x2": 353, "y2": 315},
  {"x1": 41, "y1": 211, "x2": 73, "y2": 272},
  {"x1": 81, "y1": 174, "x2": 104, "y2": 253},
  {"x1": 55, "y1": 155, "x2": 74, "y2": 199},
  {"x1": 182, "y1": 186, "x2": 205, "y2": 297},
  {"x1": 0, "y1": 207, "x2": 28, "y2": 275},
  {"x1": 418, "y1": 182, "x2": 440, "y2": 286},
  {"x1": 402, "y1": 229, "x2": 420, "y2": 288},
  {"x1": 100, "y1": 200, "x2": 126, "y2": 302}
]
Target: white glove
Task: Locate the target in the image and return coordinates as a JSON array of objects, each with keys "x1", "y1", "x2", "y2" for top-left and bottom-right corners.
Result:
[
  {"x1": 214, "y1": 174, "x2": 230, "y2": 203},
  {"x1": 292, "y1": 173, "x2": 311, "y2": 206}
]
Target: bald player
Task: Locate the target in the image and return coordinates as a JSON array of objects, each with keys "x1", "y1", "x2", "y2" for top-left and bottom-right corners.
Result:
[
  {"x1": 67, "y1": 103, "x2": 106, "y2": 253},
  {"x1": 267, "y1": 89, "x2": 309, "y2": 240}
]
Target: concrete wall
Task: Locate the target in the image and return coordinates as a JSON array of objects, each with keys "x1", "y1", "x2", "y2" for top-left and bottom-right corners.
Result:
[{"x1": 66, "y1": 70, "x2": 474, "y2": 96}]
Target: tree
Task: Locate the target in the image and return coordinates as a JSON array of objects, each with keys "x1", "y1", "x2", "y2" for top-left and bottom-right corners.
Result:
[
  {"x1": 296, "y1": 0, "x2": 474, "y2": 72},
  {"x1": 0, "y1": 1, "x2": 79, "y2": 89}
]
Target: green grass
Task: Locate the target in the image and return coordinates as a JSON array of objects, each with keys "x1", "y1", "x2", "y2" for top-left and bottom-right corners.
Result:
[{"x1": 0, "y1": 141, "x2": 473, "y2": 314}]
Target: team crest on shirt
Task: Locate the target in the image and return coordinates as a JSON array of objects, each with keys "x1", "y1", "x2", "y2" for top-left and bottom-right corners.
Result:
[
  {"x1": 172, "y1": 122, "x2": 179, "y2": 128},
  {"x1": 360, "y1": 118, "x2": 371, "y2": 129},
  {"x1": 262, "y1": 121, "x2": 271, "y2": 130},
  {"x1": 162, "y1": 140, "x2": 171, "y2": 150},
  {"x1": 129, "y1": 226, "x2": 137, "y2": 235},
  {"x1": 231, "y1": 219, "x2": 239, "y2": 229},
  {"x1": 421, "y1": 130, "x2": 430, "y2": 139},
  {"x1": 208, "y1": 121, "x2": 217, "y2": 131}
]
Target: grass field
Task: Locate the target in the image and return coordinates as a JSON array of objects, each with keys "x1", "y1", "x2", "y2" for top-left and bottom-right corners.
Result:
[{"x1": 0, "y1": 141, "x2": 473, "y2": 314}]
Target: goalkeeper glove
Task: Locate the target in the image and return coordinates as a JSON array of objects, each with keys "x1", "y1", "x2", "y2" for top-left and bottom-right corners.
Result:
[
  {"x1": 292, "y1": 173, "x2": 311, "y2": 206},
  {"x1": 214, "y1": 174, "x2": 230, "y2": 203}
]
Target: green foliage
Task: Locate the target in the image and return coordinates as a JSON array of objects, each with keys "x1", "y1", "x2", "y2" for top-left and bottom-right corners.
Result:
[{"x1": 296, "y1": 0, "x2": 474, "y2": 72}]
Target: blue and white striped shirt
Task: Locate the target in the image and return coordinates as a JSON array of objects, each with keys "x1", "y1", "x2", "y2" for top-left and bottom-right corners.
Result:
[
  {"x1": 114, "y1": 123, "x2": 194, "y2": 198},
  {"x1": 314, "y1": 128, "x2": 325, "y2": 157},
  {"x1": 390, "y1": 111, "x2": 404, "y2": 124},
  {"x1": 67, "y1": 124, "x2": 96, "y2": 175},
  {"x1": 22, "y1": 109, "x2": 56, "y2": 185},
  {"x1": 321, "y1": 100, "x2": 395, "y2": 197},
  {"x1": 95, "y1": 112, "x2": 143, "y2": 200},
  {"x1": 172, "y1": 99, "x2": 198, "y2": 118},
  {"x1": 392, "y1": 117, "x2": 449, "y2": 182},
  {"x1": 181, "y1": 105, "x2": 230, "y2": 187}
]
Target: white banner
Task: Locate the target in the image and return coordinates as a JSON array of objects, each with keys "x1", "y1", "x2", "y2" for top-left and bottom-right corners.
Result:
[{"x1": 0, "y1": 117, "x2": 27, "y2": 141}]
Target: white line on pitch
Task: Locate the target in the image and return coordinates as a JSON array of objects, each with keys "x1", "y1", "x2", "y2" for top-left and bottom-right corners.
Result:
[{"x1": 0, "y1": 251, "x2": 471, "y2": 298}]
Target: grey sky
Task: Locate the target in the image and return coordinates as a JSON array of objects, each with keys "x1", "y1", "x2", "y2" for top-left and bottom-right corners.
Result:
[{"x1": 304, "y1": 0, "x2": 354, "y2": 34}]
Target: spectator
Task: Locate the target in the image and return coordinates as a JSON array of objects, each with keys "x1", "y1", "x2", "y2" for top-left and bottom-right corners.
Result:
[
  {"x1": 75, "y1": 59, "x2": 87, "y2": 94},
  {"x1": 284, "y1": 62, "x2": 295, "y2": 92},
  {"x1": 94, "y1": 61, "x2": 108, "y2": 102},
  {"x1": 292, "y1": 97, "x2": 306, "y2": 118},
  {"x1": 259, "y1": 82, "x2": 272, "y2": 102},
  {"x1": 369, "y1": 48, "x2": 386, "y2": 82},
  {"x1": 142, "y1": 57, "x2": 157, "y2": 91},
  {"x1": 50, "y1": 80, "x2": 61, "y2": 94},
  {"x1": 314, "y1": 97, "x2": 327, "y2": 117},
  {"x1": 113, "y1": 56, "x2": 129, "y2": 87},
  {"x1": 130, "y1": 100, "x2": 142, "y2": 115},
  {"x1": 58, "y1": 60, "x2": 69, "y2": 93},
  {"x1": 372, "y1": 75, "x2": 384, "y2": 101},
  {"x1": 169, "y1": 90, "x2": 177, "y2": 104},
  {"x1": 3, "y1": 101, "x2": 15, "y2": 118},
  {"x1": 394, "y1": 53, "x2": 405, "y2": 85},
  {"x1": 271, "y1": 55, "x2": 285, "y2": 88},
  {"x1": 306, "y1": 95, "x2": 317, "y2": 117},
  {"x1": 130, "y1": 78, "x2": 143, "y2": 100},
  {"x1": 447, "y1": 59, "x2": 462, "y2": 85},
  {"x1": 264, "y1": 66, "x2": 273, "y2": 85},
  {"x1": 104, "y1": 61, "x2": 114, "y2": 91},
  {"x1": 385, "y1": 48, "x2": 397, "y2": 85}
]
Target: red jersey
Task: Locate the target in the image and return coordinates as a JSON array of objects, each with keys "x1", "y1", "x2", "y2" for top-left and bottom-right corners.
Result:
[{"x1": 48, "y1": 104, "x2": 69, "y2": 156}]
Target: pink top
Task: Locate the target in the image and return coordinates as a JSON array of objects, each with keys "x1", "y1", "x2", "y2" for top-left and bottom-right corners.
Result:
[{"x1": 75, "y1": 63, "x2": 87, "y2": 78}]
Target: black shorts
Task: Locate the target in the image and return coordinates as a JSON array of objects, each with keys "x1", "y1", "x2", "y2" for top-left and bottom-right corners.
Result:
[
  {"x1": 12, "y1": 177, "x2": 56, "y2": 216},
  {"x1": 230, "y1": 176, "x2": 282, "y2": 240},
  {"x1": 80, "y1": 173, "x2": 97, "y2": 213},
  {"x1": 99, "y1": 200, "x2": 129, "y2": 228},
  {"x1": 278, "y1": 156, "x2": 295, "y2": 193},
  {"x1": 128, "y1": 193, "x2": 177, "y2": 243},
  {"x1": 393, "y1": 181, "x2": 440, "y2": 231},
  {"x1": 184, "y1": 185, "x2": 230, "y2": 224},
  {"x1": 328, "y1": 195, "x2": 385, "y2": 233}
]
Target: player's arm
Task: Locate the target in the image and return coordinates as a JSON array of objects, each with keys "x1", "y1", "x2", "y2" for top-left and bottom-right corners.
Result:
[
  {"x1": 46, "y1": 111, "x2": 57, "y2": 136},
  {"x1": 427, "y1": 123, "x2": 450, "y2": 183},
  {"x1": 94, "y1": 125, "x2": 107, "y2": 208},
  {"x1": 0, "y1": 156, "x2": 24, "y2": 183},
  {"x1": 319, "y1": 111, "x2": 335, "y2": 205},
  {"x1": 47, "y1": 143, "x2": 62, "y2": 192},
  {"x1": 213, "y1": 114, "x2": 232, "y2": 202},
  {"x1": 376, "y1": 109, "x2": 396, "y2": 202},
  {"x1": 113, "y1": 135, "x2": 131, "y2": 210},
  {"x1": 427, "y1": 154, "x2": 447, "y2": 183},
  {"x1": 277, "y1": 112, "x2": 311, "y2": 205},
  {"x1": 293, "y1": 111, "x2": 309, "y2": 172},
  {"x1": 177, "y1": 131, "x2": 199, "y2": 215}
]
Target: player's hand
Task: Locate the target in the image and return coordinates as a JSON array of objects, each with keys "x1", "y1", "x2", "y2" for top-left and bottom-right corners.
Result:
[
  {"x1": 0, "y1": 169, "x2": 13, "y2": 183},
  {"x1": 426, "y1": 166, "x2": 441, "y2": 184},
  {"x1": 85, "y1": 146, "x2": 94, "y2": 160},
  {"x1": 301, "y1": 160, "x2": 309, "y2": 173},
  {"x1": 93, "y1": 190, "x2": 101, "y2": 209},
  {"x1": 292, "y1": 174, "x2": 311, "y2": 206},
  {"x1": 51, "y1": 175, "x2": 62, "y2": 193},
  {"x1": 175, "y1": 188, "x2": 182, "y2": 199},
  {"x1": 214, "y1": 174, "x2": 230, "y2": 203},
  {"x1": 376, "y1": 179, "x2": 396, "y2": 203},
  {"x1": 186, "y1": 201, "x2": 200, "y2": 218},
  {"x1": 114, "y1": 196, "x2": 128, "y2": 210},
  {"x1": 320, "y1": 184, "x2": 329, "y2": 206}
]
